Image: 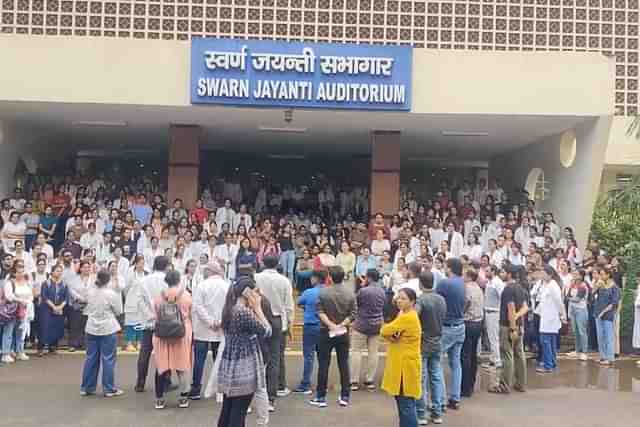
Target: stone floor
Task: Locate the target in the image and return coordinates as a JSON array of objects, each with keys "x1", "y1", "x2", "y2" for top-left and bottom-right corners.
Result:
[{"x1": 1, "y1": 353, "x2": 639, "y2": 427}]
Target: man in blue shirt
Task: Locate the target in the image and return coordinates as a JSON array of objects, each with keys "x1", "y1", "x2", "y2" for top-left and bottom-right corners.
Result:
[
  {"x1": 294, "y1": 269, "x2": 326, "y2": 394},
  {"x1": 435, "y1": 257, "x2": 466, "y2": 410},
  {"x1": 355, "y1": 247, "x2": 377, "y2": 277},
  {"x1": 132, "y1": 194, "x2": 153, "y2": 225}
]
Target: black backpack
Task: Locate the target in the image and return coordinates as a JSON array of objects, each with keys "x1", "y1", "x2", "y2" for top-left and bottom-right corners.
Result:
[{"x1": 154, "y1": 289, "x2": 185, "y2": 339}]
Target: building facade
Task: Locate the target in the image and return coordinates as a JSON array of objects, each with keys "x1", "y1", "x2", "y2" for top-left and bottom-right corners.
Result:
[{"x1": 0, "y1": 0, "x2": 628, "y2": 246}]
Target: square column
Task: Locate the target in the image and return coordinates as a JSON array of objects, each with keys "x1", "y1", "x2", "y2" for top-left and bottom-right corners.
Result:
[
  {"x1": 168, "y1": 125, "x2": 201, "y2": 209},
  {"x1": 370, "y1": 130, "x2": 401, "y2": 217}
]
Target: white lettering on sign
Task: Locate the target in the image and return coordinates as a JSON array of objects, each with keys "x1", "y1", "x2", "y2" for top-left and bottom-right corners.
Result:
[
  {"x1": 251, "y1": 48, "x2": 316, "y2": 73},
  {"x1": 197, "y1": 78, "x2": 250, "y2": 98},
  {"x1": 204, "y1": 46, "x2": 248, "y2": 71},
  {"x1": 319, "y1": 55, "x2": 394, "y2": 76},
  {"x1": 253, "y1": 80, "x2": 313, "y2": 100},
  {"x1": 316, "y1": 83, "x2": 405, "y2": 104}
]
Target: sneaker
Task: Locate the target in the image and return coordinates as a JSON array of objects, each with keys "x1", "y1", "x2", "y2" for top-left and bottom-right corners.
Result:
[
  {"x1": 293, "y1": 385, "x2": 313, "y2": 395},
  {"x1": 338, "y1": 397, "x2": 349, "y2": 407},
  {"x1": 579, "y1": 353, "x2": 588, "y2": 361},
  {"x1": 16, "y1": 353, "x2": 29, "y2": 361},
  {"x1": 134, "y1": 385, "x2": 145, "y2": 393},
  {"x1": 178, "y1": 398, "x2": 190, "y2": 409},
  {"x1": 79, "y1": 390, "x2": 95, "y2": 397},
  {"x1": 350, "y1": 382, "x2": 360, "y2": 391},
  {"x1": 104, "y1": 389, "x2": 124, "y2": 398},
  {"x1": 418, "y1": 417, "x2": 429, "y2": 425},
  {"x1": 447, "y1": 399, "x2": 460, "y2": 410},
  {"x1": 276, "y1": 387, "x2": 291, "y2": 397},
  {"x1": 536, "y1": 367, "x2": 552, "y2": 374},
  {"x1": 1, "y1": 355, "x2": 15, "y2": 364},
  {"x1": 155, "y1": 399, "x2": 166, "y2": 410},
  {"x1": 364, "y1": 381, "x2": 376, "y2": 391},
  {"x1": 431, "y1": 416, "x2": 444, "y2": 425},
  {"x1": 268, "y1": 402, "x2": 275, "y2": 412},
  {"x1": 246, "y1": 407, "x2": 252, "y2": 414},
  {"x1": 187, "y1": 390, "x2": 201, "y2": 401},
  {"x1": 309, "y1": 397, "x2": 327, "y2": 408},
  {"x1": 566, "y1": 351, "x2": 578, "y2": 359}
]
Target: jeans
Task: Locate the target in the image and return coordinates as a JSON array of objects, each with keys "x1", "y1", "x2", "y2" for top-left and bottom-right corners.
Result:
[
  {"x1": 350, "y1": 329, "x2": 380, "y2": 384},
  {"x1": 25, "y1": 234, "x2": 36, "y2": 251},
  {"x1": 81, "y1": 333, "x2": 118, "y2": 393},
  {"x1": 2, "y1": 319, "x2": 27, "y2": 355},
  {"x1": 136, "y1": 329, "x2": 154, "y2": 389},
  {"x1": 499, "y1": 326, "x2": 527, "y2": 389},
  {"x1": 279, "y1": 250, "x2": 296, "y2": 280},
  {"x1": 300, "y1": 324, "x2": 320, "y2": 389},
  {"x1": 416, "y1": 351, "x2": 444, "y2": 419},
  {"x1": 484, "y1": 311, "x2": 501, "y2": 365},
  {"x1": 540, "y1": 333, "x2": 558, "y2": 370},
  {"x1": 191, "y1": 340, "x2": 220, "y2": 395},
  {"x1": 440, "y1": 323, "x2": 465, "y2": 403},
  {"x1": 266, "y1": 316, "x2": 283, "y2": 402},
  {"x1": 461, "y1": 321, "x2": 482, "y2": 396},
  {"x1": 395, "y1": 395, "x2": 418, "y2": 427},
  {"x1": 569, "y1": 305, "x2": 589, "y2": 354},
  {"x1": 217, "y1": 393, "x2": 254, "y2": 427},
  {"x1": 596, "y1": 318, "x2": 615, "y2": 362},
  {"x1": 316, "y1": 330, "x2": 350, "y2": 400}
]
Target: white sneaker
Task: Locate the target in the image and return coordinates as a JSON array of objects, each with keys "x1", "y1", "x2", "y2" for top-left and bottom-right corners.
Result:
[
  {"x1": 579, "y1": 353, "x2": 588, "y2": 361},
  {"x1": 1, "y1": 355, "x2": 15, "y2": 364},
  {"x1": 567, "y1": 351, "x2": 578, "y2": 359},
  {"x1": 276, "y1": 388, "x2": 291, "y2": 397},
  {"x1": 418, "y1": 417, "x2": 429, "y2": 425},
  {"x1": 16, "y1": 353, "x2": 29, "y2": 361}
]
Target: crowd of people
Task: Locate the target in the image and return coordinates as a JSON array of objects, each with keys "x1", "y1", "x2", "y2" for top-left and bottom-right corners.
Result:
[{"x1": 1, "y1": 171, "x2": 639, "y2": 427}]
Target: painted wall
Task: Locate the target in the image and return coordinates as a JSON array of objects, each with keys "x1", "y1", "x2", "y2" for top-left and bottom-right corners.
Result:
[
  {"x1": 0, "y1": 35, "x2": 613, "y2": 117},
  {"x1": 489, "y1": 116, "x2": 613, "y2": 249},
  {"x1": 412, "y1": 49, "x2": 614, "y2": 116}
]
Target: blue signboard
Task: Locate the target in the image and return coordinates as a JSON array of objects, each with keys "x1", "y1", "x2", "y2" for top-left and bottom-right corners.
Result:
[{"x1": 190, "y1": 38, "x2": 412, "y2": 111}]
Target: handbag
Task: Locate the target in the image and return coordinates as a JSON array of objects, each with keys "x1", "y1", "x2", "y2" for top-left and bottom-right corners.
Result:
[{"x1": 0, "y1": 294, "x2": 18, "y2": 324}]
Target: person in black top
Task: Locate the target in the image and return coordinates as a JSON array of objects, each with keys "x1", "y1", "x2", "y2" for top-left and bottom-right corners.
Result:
[{"x1": 490, "y1": 264, "x2": 528, "y2": 394}]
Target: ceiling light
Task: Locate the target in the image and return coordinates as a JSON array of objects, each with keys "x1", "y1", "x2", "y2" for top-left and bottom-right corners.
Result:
[
  {"x1": 259, "y1": 126, "x2": 308, "y2": 134},
  {"x1": 268, "y1": 154, "x2": 306, "y2": 160},
  {"x1": 72, "y1": 120, "x2": 128, "y2": 127},
  {"x1": 441, "y1": 130, "x2": 489, "y2": 137}
]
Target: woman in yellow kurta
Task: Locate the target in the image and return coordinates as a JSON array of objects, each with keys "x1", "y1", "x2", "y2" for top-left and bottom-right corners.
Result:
[{"x1": 380, "y1": 288, "x2": 422, "y2": 427}]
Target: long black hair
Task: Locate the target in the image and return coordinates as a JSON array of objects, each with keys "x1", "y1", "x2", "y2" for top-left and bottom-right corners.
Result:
[{"x1": 221, "y1": 275, "x2": 256, "y2": 331}]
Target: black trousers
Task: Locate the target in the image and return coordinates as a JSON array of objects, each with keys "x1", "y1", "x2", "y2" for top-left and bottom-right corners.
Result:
[
  {"x1": 217, "y1": 393, "x2": 254, "y2": 427},
  {"x1": 279, "y1": 329, "x2": 288, "y2": 390},
  {"x1": 266, "y1": 316, "x2": 283, "y2": 402},
  {"x1": 461, "y1": 320, "x2": 482, "y2": 397},
  {"x1": 136, "y1": 329, "x2": 154, "y2": 389},
  {"x1": 68, "y1": 308, "x2": 87, "y2": 349},
  {"x1": 316, "y1": 330, "x2": 350, "y2": 399}
]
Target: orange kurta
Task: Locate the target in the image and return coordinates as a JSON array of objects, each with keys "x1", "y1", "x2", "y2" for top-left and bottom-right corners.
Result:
[{"x1": 152, "y1": 288, "x2": 193, "y2": 374}]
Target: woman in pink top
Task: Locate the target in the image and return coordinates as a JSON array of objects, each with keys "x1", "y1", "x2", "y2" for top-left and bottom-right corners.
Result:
[{"x1": 152, "y1": 270, "x2": 193, "y2": 410}]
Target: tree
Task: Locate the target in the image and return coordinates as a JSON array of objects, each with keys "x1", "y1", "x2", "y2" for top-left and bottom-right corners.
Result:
[{"x1": 590, "y1": 176, "x2": 640, "y2": 346}]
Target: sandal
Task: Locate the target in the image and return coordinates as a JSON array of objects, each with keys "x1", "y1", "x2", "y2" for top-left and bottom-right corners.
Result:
[{"x1": 488, "y1": 384, "x2": 511, "y2": 394}]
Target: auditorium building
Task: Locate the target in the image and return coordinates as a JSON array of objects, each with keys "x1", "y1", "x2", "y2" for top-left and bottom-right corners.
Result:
[{"x1": 0, "y1": 0, "x2": 638, "y2": 247}]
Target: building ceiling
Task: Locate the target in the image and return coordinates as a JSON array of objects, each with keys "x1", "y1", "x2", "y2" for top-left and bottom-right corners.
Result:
[{"x1": 0, "y1": 100, "x2": 589, "y2": 162}]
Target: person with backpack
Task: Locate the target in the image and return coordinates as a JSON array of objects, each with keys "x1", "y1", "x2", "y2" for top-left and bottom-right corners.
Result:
[
  {"x1": 135, "y1": 255, "x2": 170, "y2": 392},
  {"x1": 152, "y1": 270, "x2": 193, "y2": 410}
]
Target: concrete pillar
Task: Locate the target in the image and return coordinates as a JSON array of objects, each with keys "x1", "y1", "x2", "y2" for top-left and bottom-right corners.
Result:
[
  {"x1": 370, "y1": 131, "x2": 401, "y2": 217},
  {"x1": 489, "y1": 116, "x2": 612, "y2": 249},
  {"x1": 168, "y1": 125, "x2": 201, "y2": 209}
]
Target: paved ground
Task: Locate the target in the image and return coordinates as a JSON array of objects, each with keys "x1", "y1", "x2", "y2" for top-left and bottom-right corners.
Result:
[{"x1": 1, "y1": 353, "x2": 640, "y2": 427}]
